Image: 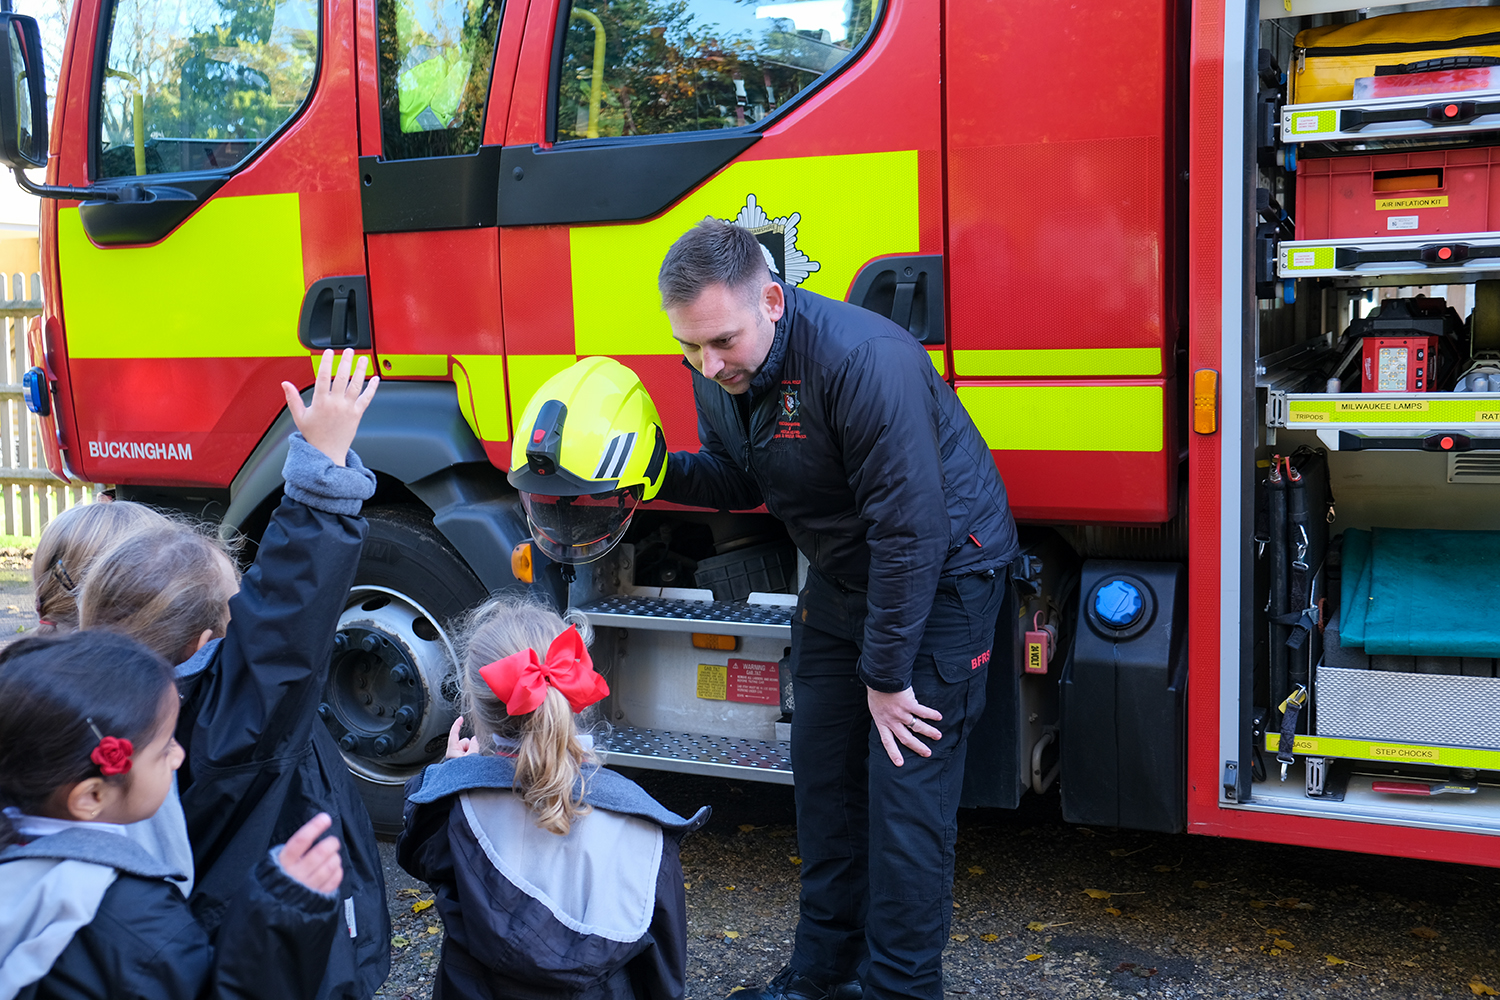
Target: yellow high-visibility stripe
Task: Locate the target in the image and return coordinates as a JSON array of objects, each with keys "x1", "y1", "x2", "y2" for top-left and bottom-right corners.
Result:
[
  {"x1": 451, "y1": 354, "x2": 512, "y2": 444},
  {"x1": 569, "y1": 151, "x2": 919, "y2": 358},
  {"x1": 958, "y1": 384, "x2": 1164, "y2": 452},
  {"x1": 59, "y1": 194, "x2": 306, "y2": 359},
  {"x1": 379, "y1": 354, "x2": 450, "y2": 377},
  {"x1": 953, "y1": 348, "x2": 1162, "y2": 377},
  {"x1": 504, "y1": 354, "x2": 576, "y2": 440}
]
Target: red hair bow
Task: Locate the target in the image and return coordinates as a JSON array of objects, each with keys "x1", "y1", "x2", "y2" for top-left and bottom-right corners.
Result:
[
  {"x1": 479, "y1": 626, "x2": 610, "y2": 716},
  {"x1": 91, "y1": 736, "x2": 134, "y2": 776}
]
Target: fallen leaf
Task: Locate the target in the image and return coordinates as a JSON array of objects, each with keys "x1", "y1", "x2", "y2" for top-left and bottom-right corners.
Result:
[
  {"x1": 1273, "y1": 939, "x2": 1295, "y2": 950},
  {"x1": 684, "y1": 882, "x2": 692, "y2": 890},
  {"x1": 1024, "y1": 954, "x2": 1043, "y2": 962},
  {"x1": 724, "y1": 885, "x2": 735, "y2": 891},
  {"x1": 1248, "y1": 900, "x2": 1269, "y2": 909},
  {"x1": 738, "y1": 824, "x2": 758, "y2": 833},
  {"x1": 412, "y1": 899, "x2": 434, "y2": 913},
  {"x1": 1026, "y1": 921, "x2": 1048, "y2": 931},
  {"x1": 1325, "y1": 955, "x2": 1347, "y2": 966},
  {"x1": 1192, "y1": 880, "x2": 1211, "y2": 889},
  {"x1": 427, "y1": 926, "x2": 440, "y2": 935},
  {"x1": 1152, "y1": 865, "x2": 1175, "y2": 872},
  {"x1": 1084, "y1": 889, "x2": 1113, "y2": 899},
  {"x1": 1403, "y1": 960, "x2": 1418, "y2": 968},
  {"x1": 391, "y1": 936, "x2": 410, "y2": 948},
  {"x1": 789, "y1": 857, "x2": 802, "y2": 865},
  {"x1": 1265, "y1": 928, "x2": 1288, "y2": 936},
  {"x1": 420, "y1": 950, "x2": 433, "y2": 958},
  {"x1": 1411, "y1": 926, "x2": 1440, "y2": 940},
  {"x1": 1471, "y1": 980, "x2": 1499, "y2": 997},
  {"x1": 724, "y1": 931, "x2": 740, "y2": 939},
  {"x1": 1274, "y1": 897, "x2": 1300, "y2": 909},
  {"x1": 968, "y1": 866, "x2": 985, "y2": 875},
  {"x1": 1104, "y1": 907, "x2": 1122, "y2": 916},
  {"x1": 1114, "y1": 962, "x2": 1137, "y2": 972},
  {"x1": 398, "y1": 888, "x2": 422, "y2": 898},
  {"x1": 1137, "y1": 968, "x2": 1159, "y2": 978},
  {"x1": 951, "y1": 934, "x2": 969, "y2": 942},
  {"x1": 980, "y1": 934, "x2": 998, "y2": 942},
  {"x1": 1269, "y1": 948, "x2": 1283, "y2": 956}
]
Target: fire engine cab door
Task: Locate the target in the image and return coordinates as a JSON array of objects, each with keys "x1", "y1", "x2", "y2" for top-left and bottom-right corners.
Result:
[
  {"x1": 58, "y1": 0, "x2": 368, "y2": 488},
  {"x1": 353, "y1": 0, "x2": 515, "y2": 463},
  {"x1": 488, "y1": 0, "x2": 943, "y2": 456}
]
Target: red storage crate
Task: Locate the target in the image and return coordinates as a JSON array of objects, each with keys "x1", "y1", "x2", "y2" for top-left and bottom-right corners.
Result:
[{"x1": 1296, "y1": 147, "x2": 1500, "y2": 240}]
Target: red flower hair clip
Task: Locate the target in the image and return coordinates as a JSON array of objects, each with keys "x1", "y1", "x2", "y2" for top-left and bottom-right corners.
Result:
[{"x1": 86, "y1": 718, "x2": 133, "y2": 776}]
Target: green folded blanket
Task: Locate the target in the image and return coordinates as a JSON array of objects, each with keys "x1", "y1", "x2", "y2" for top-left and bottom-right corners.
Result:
[{"x1": 1338, "y1": 527, "x2": 1500, "y2": 658}]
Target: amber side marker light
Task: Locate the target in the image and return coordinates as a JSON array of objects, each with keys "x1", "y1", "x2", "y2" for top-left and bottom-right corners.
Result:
[
  {"x1": 511, "y1": 542, "x2": 534, "y2": 584},
  {"x1": 692, "y1": 633, "x2": 739, "y2": 651},
  {"x1": 1193, "y1": 369, "x2": 1220, "y2": 435}
]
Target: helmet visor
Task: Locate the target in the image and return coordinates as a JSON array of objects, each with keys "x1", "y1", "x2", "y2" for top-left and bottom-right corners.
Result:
[{"x1": 521, "y1": 486, "x2": 643, "y2": 565}]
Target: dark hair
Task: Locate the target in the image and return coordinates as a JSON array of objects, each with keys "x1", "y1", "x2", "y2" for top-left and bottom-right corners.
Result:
[
  {"x1": 658, "y1": 218, "x2": 772, "y2": 310},
  {"x1": 78, "y1": 524, "x2": 239, "y2": 666},
  {"x1": 0, "y1": 632, "x2": 174, "y2": 847}
]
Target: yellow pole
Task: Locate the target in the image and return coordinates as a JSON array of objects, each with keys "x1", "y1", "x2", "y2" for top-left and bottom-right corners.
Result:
[
  {"x1": 132, "y1": 92, "x2": 145, "y2": 176},
  {"x1": 106, "y1": 68, "x2": 146, "y2": 175},
  {"x1": 569, "y1": 9, "x2": 605, "y2": 139}
]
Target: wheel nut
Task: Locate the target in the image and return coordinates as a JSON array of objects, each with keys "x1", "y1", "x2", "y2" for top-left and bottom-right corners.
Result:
[
  {"x1": 394, "y1": 706, "x2": 416, "y2": 728},
  {"x1": 339, "y1": 733, "x2": 358, "y2": 752},
  {"x1": 318, "y1": 703, "x2": 332, "y2": 719},
  {"x1": 373, "y1": 734, "x2": 396, "y2": 756},
  {"x1": 390, "y1": 664, "x2": 413, "y2": 685},
  {"x1": 333, "y1": 633, "x2": 348, "y2": 651},
  {"x1": 360, "y1": 634, "x2": 382, "y2": 652}
]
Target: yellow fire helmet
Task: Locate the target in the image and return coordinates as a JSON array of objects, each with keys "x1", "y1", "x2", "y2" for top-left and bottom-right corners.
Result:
[{"x1": 507, "y1": 357, "x2": 667, "y2": 564}]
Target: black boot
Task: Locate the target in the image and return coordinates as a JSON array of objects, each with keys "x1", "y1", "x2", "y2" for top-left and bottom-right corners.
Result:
[{"x1": 729, "y1": 964, "x2": 862, "y2": 1000}]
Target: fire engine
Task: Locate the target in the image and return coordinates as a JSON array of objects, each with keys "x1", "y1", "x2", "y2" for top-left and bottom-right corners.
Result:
[{"x1": 0, "y1": 0, "x2": 1498, "y2": 860}]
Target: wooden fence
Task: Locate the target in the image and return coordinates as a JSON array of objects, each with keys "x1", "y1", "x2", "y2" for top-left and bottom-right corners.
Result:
[{"x1": 0, "y1": 272, "x2": 93, "y2": 537}]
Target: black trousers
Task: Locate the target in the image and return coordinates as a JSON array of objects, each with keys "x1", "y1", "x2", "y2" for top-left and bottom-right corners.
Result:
[{"x1": 787, "y1": 568, "x2": 1005, "y2": 1000}]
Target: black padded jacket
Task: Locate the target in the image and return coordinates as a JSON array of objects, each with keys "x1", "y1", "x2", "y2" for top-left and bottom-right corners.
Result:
[{"x1": 660, "y1": 281, "x2": 1020, "y2": 692}]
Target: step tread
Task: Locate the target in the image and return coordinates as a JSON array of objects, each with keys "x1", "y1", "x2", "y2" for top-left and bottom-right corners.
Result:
[
  {"x1": 581, "y1": 594, "x2": 794, "y2": 628},
  {"x1": 597, "y1": 725, "x2": 793, "y2": 781}
]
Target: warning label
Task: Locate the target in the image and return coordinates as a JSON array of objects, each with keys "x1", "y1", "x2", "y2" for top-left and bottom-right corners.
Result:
[
  {"x1": 1375, "y1": 196, "x2": 1447, "y2": 211},
  {"x1": 727, "y1": 659, "x2": 781, "y2": 705},
  {"x1": 697, "y1": 664, "x2": 728, "y2": 701}
]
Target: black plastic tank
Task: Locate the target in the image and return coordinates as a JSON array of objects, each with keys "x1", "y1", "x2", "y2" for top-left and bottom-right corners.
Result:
[{"x1": 1060, "y1": 560, "x2": 1187, "y2": 833}]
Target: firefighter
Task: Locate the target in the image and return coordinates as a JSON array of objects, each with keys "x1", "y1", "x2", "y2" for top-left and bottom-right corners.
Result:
[{"x1": 655, "y1": 219, "x2": 1020, "y2": 1000}]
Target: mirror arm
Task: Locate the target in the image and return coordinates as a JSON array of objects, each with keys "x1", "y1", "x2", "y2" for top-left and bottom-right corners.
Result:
[{"x1": 11, "y1": 166, "x2": 194, "y2": 204}]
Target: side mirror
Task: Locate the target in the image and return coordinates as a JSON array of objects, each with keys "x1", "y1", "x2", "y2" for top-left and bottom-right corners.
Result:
[{"x1": 0, "y1": 13, "x2": 47, "y2": 170}]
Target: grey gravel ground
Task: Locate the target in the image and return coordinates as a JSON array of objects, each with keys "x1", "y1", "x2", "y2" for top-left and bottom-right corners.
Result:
[{"x1": 380, "y1": 770, "x2": 1500, "y2": 1000}]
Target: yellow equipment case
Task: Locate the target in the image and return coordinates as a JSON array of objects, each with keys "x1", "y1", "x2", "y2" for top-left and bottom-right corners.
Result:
[{"x1": 1292, "y1": 7, "x2": 1500, "y2": 104}]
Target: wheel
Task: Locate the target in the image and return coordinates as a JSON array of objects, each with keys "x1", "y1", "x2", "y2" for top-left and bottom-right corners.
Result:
[{"x1": 319, "y1": 506, "x2": 488, "y2": 835}]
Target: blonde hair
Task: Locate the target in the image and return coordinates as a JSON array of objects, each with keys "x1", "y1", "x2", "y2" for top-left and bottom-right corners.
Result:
[
  {"x1": 458, "y1": 595, "x2": 599, "y2": 835},
  {"x1": 78, "y1": 523, "x2": 241, "y2": 665},
  {"x1": 32, "y1": 500, "x2": 169, "y2": 634}
]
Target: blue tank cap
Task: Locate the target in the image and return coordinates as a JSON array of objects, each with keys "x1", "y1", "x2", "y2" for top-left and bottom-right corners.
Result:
[{"x1": 1095, "y1": 580, "x2": 1144, "y2": 627}]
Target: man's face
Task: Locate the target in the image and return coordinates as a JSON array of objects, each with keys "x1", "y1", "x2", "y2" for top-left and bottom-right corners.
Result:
[{"x1": 668, "y1": 279, "x2": 784, "y2": 395}]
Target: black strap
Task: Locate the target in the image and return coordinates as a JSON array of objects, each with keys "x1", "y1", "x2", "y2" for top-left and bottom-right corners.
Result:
[{"x1": 1277, "y1": 685, "x2": 1308, "y2": 765}]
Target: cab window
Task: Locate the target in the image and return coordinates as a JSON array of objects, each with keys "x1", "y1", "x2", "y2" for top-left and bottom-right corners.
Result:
[
  {"x1": 376, "y1": 0, "x2": 503, "y2": 159},
  {"x1": 97, "y1": 0, "x2": 319, "y2": 178},
  {"x1": 554, "y1": 0, "x2": 880, "y2": 142}
]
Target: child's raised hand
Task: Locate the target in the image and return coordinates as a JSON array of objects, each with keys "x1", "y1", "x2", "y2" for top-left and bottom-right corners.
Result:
[
  {"x1": 281, "y1": 349, "x2": 379, "y2": 467},
  {"x1": 446, "y1": 715, "x2": 481, "y2": 759},
  {"x1": 279, "y1": 812, "x2": 344, "y2": 895}
]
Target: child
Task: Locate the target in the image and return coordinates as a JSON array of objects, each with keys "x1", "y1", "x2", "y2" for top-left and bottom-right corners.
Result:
[
  {"x1": 0, "y1": 630, "x2": 344, "y2": 1000},
  {"x1": 76, "y1": 349, "x2": 389, "y2": 1000},
  {"x1": 397, "y1": 596, "x2": 709, "y2": 1000},
  {"x1": 32, "y1": 500, "x2": 167, "y2": 634}
]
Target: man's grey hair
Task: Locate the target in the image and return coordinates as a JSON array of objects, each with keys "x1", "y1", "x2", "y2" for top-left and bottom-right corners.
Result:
[{"x1": 658, "y1": 218, "x2": 772, "y2": 310}]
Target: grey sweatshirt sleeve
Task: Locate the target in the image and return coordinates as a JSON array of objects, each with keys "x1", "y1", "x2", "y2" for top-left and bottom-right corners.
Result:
[{"x1": 281, "y1": 432, "x2": 377, "y2": 516}]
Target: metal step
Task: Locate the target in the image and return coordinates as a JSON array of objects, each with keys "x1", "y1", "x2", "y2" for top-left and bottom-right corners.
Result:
[
  {"x1": 580, "y1": 594, "x2": 793, "y2": 639},
  {"x1": 596, "y1": 725, "x2": 794, "y2": 784}
]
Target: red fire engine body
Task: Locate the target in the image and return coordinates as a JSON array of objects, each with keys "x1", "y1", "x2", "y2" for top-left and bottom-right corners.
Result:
[{"x1": 9, "y1": 0, "x2": 1500, "y2": 860}]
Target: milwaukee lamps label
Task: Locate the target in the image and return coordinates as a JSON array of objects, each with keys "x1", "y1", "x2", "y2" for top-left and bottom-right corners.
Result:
[{"x1": 88, "y1": 440, "x2": 194, "y2": 461}]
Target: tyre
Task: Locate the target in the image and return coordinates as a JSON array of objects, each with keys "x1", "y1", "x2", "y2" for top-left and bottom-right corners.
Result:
[{"x1": 319, "y1": 506, "x2": 488, "y2": 835}]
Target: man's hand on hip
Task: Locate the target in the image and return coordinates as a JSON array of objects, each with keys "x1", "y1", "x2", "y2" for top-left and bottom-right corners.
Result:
[{"x1": 868, "y1": 686, "x2": 943, "y2": 767}]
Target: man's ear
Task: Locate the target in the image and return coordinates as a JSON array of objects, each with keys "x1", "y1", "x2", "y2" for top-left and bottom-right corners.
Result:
[{"x1": 764, "y1": 280, "x2": 785, "y2": 323}]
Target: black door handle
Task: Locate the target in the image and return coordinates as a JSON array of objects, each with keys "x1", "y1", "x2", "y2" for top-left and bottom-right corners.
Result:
[
  {"x1": 847, "y1": 254, "x2": 945, "y2": 345},
  {"x1": 299, "y1": 276, "x2": 371, "y2": 351}
]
